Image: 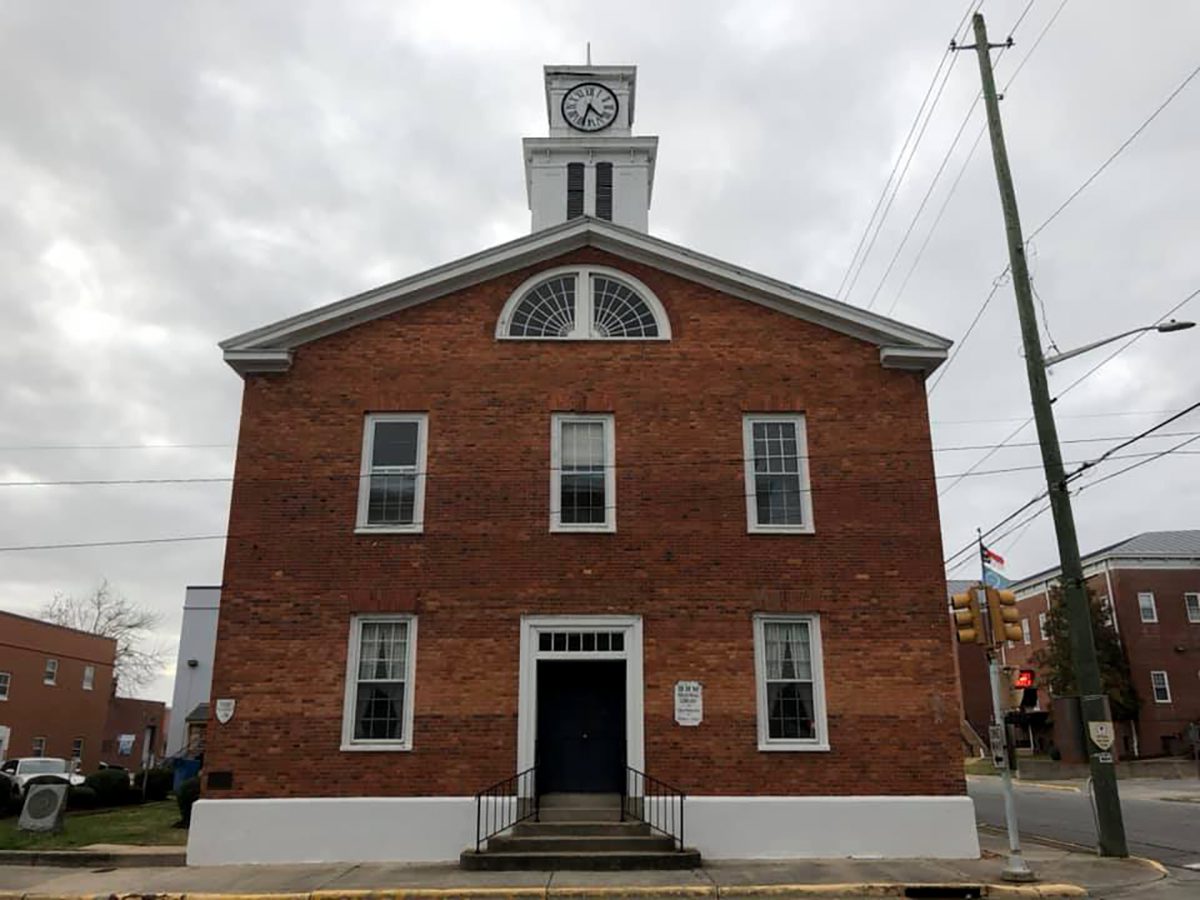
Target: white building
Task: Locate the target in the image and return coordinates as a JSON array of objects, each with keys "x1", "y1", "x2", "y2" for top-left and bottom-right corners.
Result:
[{"x1": 166, "y1": 585, "x2": 221, "y2": 757}]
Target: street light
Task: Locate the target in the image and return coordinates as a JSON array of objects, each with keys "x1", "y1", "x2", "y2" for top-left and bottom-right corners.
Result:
[{"x1": 1044, "y1": 320, "x2": 1195, "y2": 367}]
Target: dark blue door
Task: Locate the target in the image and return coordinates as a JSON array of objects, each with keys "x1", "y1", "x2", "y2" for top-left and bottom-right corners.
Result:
[{"x1": 537, "y1": 660, "x2": 625, "y2": 794}]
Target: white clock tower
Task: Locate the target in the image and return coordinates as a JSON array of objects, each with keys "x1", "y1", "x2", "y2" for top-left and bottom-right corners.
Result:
[{"x1": 524, "y1": 64, "x2": 658, "y2": 233}]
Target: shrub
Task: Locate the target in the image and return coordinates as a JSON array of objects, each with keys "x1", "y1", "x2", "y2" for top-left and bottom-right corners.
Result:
[
  {"x1": 67, "y1": 785, "x2": 99, "y2": 810},
  {"x1": 177, "y1": 775, "x2": 201, "y2": 827},
  {"x1": 133, "y1": 767, "x2": 173, "y2": 802},
  {"x1": 1048, "y1": 746, "x2": 1062, "y2": 761},
  {"x1": 85, "y1": 768, "x2": 133, "y2": 807}
]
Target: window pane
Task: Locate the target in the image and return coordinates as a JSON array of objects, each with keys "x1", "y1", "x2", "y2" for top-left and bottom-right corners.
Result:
[
  {"x1": 358, "y1": 621, "x2": 408, "y2": 680},
  {"x1": 591, "y1": 276, "x2": 659, "y2": 338},
  {"x1": 368, "y1": 473, "x2": 417, "y2": 525},
  {"x1": 372, "y1": 421, "x2": 419, "y2": 468},
  {"x1": 539, "y1": 632, "x2": 552, "y2": 651},
  {"x1": 751, "y1": 422, "x2": 804, "y2": 526},
  {"x1": 610, "y1": 632, "x2": 624, "y2": 652},
  {"x1": 510, "y1": 276, "x2": 576, "y2": 337},
  {"x1": 767, "y1": 682, "x2": 816, "y2": 739},
  {"x1": 560, "y1": 421, "x2": 607, "y2": 524},
  {"x1": 354, "y1": 682, "x2": 406, "y2": 740},
  {"x1": 764, "y1": 622, "x2": 812, "y2": 680}
]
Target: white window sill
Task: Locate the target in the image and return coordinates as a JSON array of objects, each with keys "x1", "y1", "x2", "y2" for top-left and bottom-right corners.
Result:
[
  {"x1": 355, "y1": 525, "x2": 424, "y2": 535},
  {"x1": 1153, "y1": 699, "x2": 1172, "y2": 705},
  {"x1": 747, "y1": 524, "x2": 815, "y2": 535},
  {"x1": 340, "y1": 742, "x2": 412, "y2": 752},
  {"x1": 758, "y1": 741, "x2": 831, "y2": 752},
  {"x1": 550, "y1": 523, "x2": 616, "y2": 534}
]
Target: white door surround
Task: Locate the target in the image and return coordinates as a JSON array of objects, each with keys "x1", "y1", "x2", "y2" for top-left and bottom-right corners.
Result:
[{"x1": 517, "y1": 615, "x2": 644, "y2": 779}]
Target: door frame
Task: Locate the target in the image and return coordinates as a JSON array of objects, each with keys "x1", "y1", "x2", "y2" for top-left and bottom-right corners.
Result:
[{"x1": 517, "y1": 615, "x2": 644, "y2": 786}]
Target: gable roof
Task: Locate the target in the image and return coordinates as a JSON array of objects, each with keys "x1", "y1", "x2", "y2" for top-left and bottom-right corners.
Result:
[
  {"x1": 220, "y1": 216, "x2": 952, "y2": 375},
  {"x1": 1012, "y1": 529, "x2": 1200, "y2": 588}
]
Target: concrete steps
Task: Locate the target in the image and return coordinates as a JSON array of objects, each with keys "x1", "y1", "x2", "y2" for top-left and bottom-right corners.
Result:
[{"x1": 461, "y1": 792, "x2": 700, "y2": 871}]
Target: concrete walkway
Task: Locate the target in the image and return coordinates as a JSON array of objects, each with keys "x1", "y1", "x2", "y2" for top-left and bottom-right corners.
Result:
[{"x1": 0, "y1": 832, "x2": 1168, "y2": 898}]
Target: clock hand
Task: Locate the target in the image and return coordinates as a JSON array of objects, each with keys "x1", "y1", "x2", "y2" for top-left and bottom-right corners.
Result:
[{"x1": 584, "y1": 102, "x2": 601, "y2": 122}]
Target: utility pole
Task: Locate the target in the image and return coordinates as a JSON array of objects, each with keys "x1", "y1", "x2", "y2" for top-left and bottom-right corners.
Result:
[{"x1": 955, "y1": 12, "x2": 1128, "y2": 856}]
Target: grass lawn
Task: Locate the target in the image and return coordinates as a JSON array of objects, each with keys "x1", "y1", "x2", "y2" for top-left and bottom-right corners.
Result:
[
  {"x1": 0, "y1": 800, "x2": 186, "y2": 850},
  {"x1": 964, "y1": 756, "x2": 996, "y2": 776}
]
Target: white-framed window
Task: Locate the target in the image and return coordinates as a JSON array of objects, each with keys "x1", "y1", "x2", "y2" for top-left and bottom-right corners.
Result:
[
  {"x1": 496, "y1": 266, "x2": 671, "y2": 341},
  {"x1": 743, "y1": 414, "x2": 814, "y2": 533},
  {"x1": 1038, "y1": 612, "x2": 1048, "y2": 642},
  {"x1": 341, "y1": 615, "x2": 417, "y2": 751},
  {"x1": 0, "y1": 671, "x2": 9, "y2": 700},
  {"x1": 550, "y1": 413, "x2": 616, "y2": 532},
  {"x1": 82, "y1": 665, "x2": 95, "y2": 691},
  {"x1": 753, "y1": 614, "x2": 829, "y2": 751},
  {"x1": 1150, "y1": 670, "x2": 1172, "y2": 704},
  {"x1": 355, "y1": 413, "x2": 428, "y2": 533},
  {"x1": 43, "y1": 658, "x2": 58, "y2": 685},
  {"x1": 1185, "y1": 593, "x2": 1200, "y2": 624},
  {"x1": 1138, "y1": 592, "x2": 1158, "y2": 623},
  {"x1": 32, "y1": 737, "x2": 46, "y2": 757},
  {"x1": 1021, "y1": 618, "x2": 1032, "y2": 645},
  {"x1": 71, "y1": 738, "x2": 84, "y2": 762}
]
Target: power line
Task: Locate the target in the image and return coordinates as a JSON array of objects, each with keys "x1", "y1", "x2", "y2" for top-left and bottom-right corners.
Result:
[
  {"x1": 1063, "y1": 400, "x2": 1200, "y2": 484},
  {"x1": 837, "y1": 0, "x2": 981, "y2": 301},
  {"x1": 6, "y1": 433, "x2": 1199, "y2": 488},
  {"x1": 1074, "y1": 432, "x2": 1200, "y2": 495},
  {"x1": 1025, "y1": 56, "x2": 1200, "y2": 245}
]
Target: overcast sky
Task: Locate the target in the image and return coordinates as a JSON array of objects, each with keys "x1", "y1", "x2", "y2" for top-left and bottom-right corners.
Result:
[{"x1": 2, "y1": 0, "x2": 1198, "y2": 704}]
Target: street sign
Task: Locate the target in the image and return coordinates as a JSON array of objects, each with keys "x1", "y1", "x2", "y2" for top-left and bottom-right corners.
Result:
[
  {"x1": 1088, "y1": 721, "x2": 1115, "y2": 751},
  {"x1": 989, "y1": 723, "x2": 1008, "y2": 769}
]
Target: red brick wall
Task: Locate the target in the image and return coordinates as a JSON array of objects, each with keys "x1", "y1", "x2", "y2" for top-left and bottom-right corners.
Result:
[
  {"x1": 206, "y1": 247, "x2": 963, "y2": 799},
  {"x1": 101, "y1": 697, "x2": 168, "y2": 768},
  {"x1": 1110, "y1": 567, "x2": 1200, "y2": 755},
  {"x1": 0, "y1": 611, "x2": 115, "y2": 769}
]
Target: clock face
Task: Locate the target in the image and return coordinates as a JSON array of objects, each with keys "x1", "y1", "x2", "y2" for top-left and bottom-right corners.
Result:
[{"x1": 561, "y1": 82, "x2": 619, "y2": 132}]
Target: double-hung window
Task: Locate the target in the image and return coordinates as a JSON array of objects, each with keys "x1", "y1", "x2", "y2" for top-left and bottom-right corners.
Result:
[
  {"x1": 1185, "y1": 593, "x2": 1200, "y2": 624},
  {"x1": 1038, "y1": 612, "x2": 1048, "y2": 642},
  {"x1": 43, "y1": 659, "x2": 57, "y2": 685},
  {"x1": 356, "y1": 414, "x2": 428, "y2": 532},
  {"x1": 1151, "y1": 670, "x2": 1172, "y2": 703},
  {"x1": 82, "y1": 665, "x2": 95, "y2": 691},
  {"x1": 341, "y1": 615, "x2": 417, "y2": 750},
  {"x1": 1021, "y1": 618, "x2": 1032, "y2": 645},
  {"x1": 550, "y1": 413, "x2": 615, "y2": 532},
  {"x1": 753, "y1": 614, "x2": 829, "y2": 751},
  {"x1": 743, "y1": 415, "x2": 814, "y2": 533},
  {"x1": 0, "y1": 671, "x2": 9, "y2": 700},
  {"x1": 32, "y1": 737, "x2": 46, "y2": 757},
  {"x1": 1138, "y1": 592, "x2": 1158, "y2": 623}
]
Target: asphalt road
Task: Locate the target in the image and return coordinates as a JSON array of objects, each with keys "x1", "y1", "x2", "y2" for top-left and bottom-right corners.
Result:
[{"x1": 968, "y1": 776, "x2": 1200, "y2": 870}]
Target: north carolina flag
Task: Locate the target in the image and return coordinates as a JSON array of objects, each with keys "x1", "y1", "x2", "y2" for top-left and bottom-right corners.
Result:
[
  {"x1": 981, "y1": 545, "x2": 1005, "y2": 569},
  {"x1": 981, "y1": 544, "x2": 1012, "y2": 587}
]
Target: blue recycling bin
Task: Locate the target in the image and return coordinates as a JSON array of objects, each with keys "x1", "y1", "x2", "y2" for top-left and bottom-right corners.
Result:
[{"x1": 172, "y1": 757, "x2": 202, "y2": 793}]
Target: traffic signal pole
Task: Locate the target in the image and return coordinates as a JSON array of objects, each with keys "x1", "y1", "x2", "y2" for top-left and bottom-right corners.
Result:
[{"x1": 959, "y1": 12, "x2": 1128, "y2": 856}]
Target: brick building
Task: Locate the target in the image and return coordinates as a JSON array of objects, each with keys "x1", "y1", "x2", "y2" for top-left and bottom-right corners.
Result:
[
  {"x1": 101, "y1": 697, "x2": 168, "y2": 769},
  {"x1": 0, "y1": 610, "x2": 116, "y2": 768},
  {"x1": 189, "y1": 63, "x2": 977, "y2": 866},
  {"x1": 1000, "y1": 531, "x2": 1200, "y2": 759}
]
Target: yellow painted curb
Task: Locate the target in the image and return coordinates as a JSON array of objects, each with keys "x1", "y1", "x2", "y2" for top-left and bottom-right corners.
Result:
[
  {"x1": 1013, "y1": 782, "x2": 1082, "y2": 794},
  {"x1": 548, "y1": 888, "x2": 714, "y2": 898},
  {"x1": 1129, "y1": 856, "x2": 1169, "y2": 877},
  {"x1": 985, "y1": 884, "x2": 1088, "y2": 897},
  {"x1": 314, "y1": 892, "x2": 547, "y2": 900},
  {"x1": 716, "y1": 884, "x2": 895, "y2": 897}
]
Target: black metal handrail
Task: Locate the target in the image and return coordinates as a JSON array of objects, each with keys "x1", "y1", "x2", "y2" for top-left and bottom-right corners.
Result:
[
  {"x1": 474, "y1": 764, "x2": 538, "y2": 852},
  {"x1": 620, "y1": 765, "x2": 685, "y2": 851}
]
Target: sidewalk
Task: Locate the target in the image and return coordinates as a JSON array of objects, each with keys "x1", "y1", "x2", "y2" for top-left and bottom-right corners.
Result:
[{"x1": 0, "y1": 831, "x2": 1169, "y2": 898}]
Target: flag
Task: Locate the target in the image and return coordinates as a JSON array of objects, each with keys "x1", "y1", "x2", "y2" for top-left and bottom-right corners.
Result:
[{"x1": 981, "y1": 543, "x2": 1012, "y2": 588}]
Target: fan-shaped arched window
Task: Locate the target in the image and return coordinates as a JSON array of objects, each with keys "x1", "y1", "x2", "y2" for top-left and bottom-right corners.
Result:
[{"x1": 497, "y1": 266, "x2": 671, "y2": 341}]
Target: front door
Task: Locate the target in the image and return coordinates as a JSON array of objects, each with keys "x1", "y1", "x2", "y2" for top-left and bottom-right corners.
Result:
[{"x1": 536, "y1": 660, "x2": 625, "y2": 793}]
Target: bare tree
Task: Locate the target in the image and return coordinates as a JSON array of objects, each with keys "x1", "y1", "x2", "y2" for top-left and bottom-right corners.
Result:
[{"x1": 41, "y1": 579, "x2": 167, "y2": 695}]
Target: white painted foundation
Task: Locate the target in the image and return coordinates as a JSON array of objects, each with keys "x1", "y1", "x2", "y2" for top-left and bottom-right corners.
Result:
[
  {"x1": 686, "y1": 796, "x2": 980, "y2": 860},
  {"x1": 187, "y1": 795, "x2": 978, "y2": 865},
  {"x1": 187, "y1": 797, "x2": 475, "y2": 865}
]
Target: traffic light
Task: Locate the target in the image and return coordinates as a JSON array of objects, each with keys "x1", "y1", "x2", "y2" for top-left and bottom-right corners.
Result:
[
  {"x1": 987, "y1": 587, "x2": 1023, "y2": 643},
  {"x1": 1014, "y1": 668, "x2": 1038, "y2": 709},
  {"x1": 951, "y1": 587, "x2": 984, "y2": 644}
]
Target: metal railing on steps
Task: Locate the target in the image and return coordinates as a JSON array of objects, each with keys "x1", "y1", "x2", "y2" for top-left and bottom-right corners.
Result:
[
  {"x1": 474, "y1": 764, "x2": 538, "y2": 852},
  {"x1": 619, "y1": 765, "x2": 685, "y2": 851}
]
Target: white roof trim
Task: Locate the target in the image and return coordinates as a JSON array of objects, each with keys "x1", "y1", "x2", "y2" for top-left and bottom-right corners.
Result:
[{"x1": 221, "y1": 217, "x2": 951, "y2": 375}]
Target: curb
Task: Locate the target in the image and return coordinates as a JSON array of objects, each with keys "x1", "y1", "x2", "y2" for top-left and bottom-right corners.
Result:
[
  {"x1": 0, "y1": 850, "x2": 186, "y2": 868},
  {"x1": 0, "y1": 884, "x2": 1089, "y2": 900}
]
